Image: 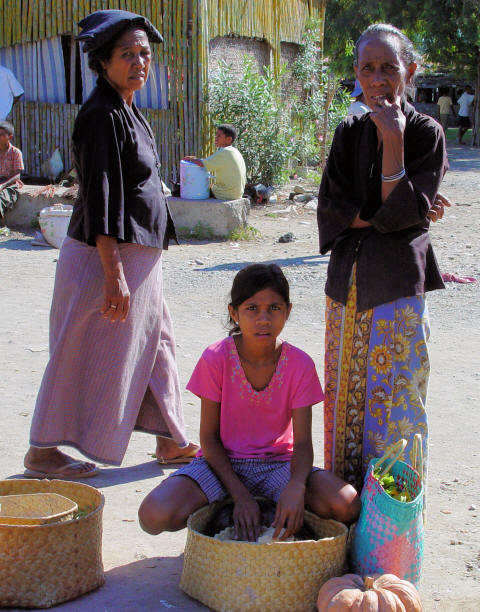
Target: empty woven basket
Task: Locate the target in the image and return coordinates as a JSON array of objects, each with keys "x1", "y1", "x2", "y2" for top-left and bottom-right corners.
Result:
[
  {"x1": 0, "y1": 492, "x2": 78, "y2": 526},
  {"x1": 0, "y1": 479, "x2": 104, "y2": 609},
  {"x1": 180, "y1": 502, "x2": 348, "y2": 612}
]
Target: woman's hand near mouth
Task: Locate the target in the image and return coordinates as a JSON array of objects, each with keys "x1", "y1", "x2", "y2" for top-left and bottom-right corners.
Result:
[
  {"x1": 370, "y1": 95, "x2": 406, "y2": 141},
  {"x1": 369, "y1": 95, "x2": 406, "y2": 201}
]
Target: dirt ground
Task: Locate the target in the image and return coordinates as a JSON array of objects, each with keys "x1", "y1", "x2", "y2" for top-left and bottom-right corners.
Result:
[{"x1": 0, "y1": 142, "x2": 479, "y2": 611}]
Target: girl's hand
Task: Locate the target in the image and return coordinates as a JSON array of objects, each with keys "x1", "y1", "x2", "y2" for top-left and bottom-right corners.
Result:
[
  {"x1": 101, "y1": 272, "x2": 130, "y2": 322},
  {"x1": 272, "y1": 480, "x2": 306, "y2": 540},
  {"x1": 233, "y1": 494, "x2": 262, "y2": 542},
  {"x1": 370, "y1": 95, "x2": 406, "y2": 140}
]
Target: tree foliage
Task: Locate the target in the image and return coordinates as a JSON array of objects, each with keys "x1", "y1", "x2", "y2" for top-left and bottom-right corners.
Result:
[
  {"x1": 324, "y1": 0, "x2": 480, "y2": 81},
  {"x1": 412, "y1": 1, "x2": 480, "y2": 81},
  {"x1": 324, "y1": 0, "x2": 480, "y2": 144}
]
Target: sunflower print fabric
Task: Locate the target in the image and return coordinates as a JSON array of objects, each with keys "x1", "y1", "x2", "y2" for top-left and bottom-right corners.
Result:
[{"x1": 324, "y1": 284, "x2": 429, "y2": 493}]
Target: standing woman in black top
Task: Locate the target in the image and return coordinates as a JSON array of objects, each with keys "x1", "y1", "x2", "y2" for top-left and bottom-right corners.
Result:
[
  {"x1": 318, "y1": 24, "x2": 448, "y2": 492},
  {"x1": 23, "y1": 10, "x2": 198, "y2": 478}
]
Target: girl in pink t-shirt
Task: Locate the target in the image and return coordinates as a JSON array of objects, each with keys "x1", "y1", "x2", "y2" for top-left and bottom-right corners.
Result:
[{"x1": 139, "y1": 264, "x2": 360, "y2": 541}]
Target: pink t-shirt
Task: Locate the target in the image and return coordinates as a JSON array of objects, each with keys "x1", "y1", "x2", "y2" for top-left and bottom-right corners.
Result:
[{"x1": 186, "y1": 336, "x2": 324, "y2": 460}]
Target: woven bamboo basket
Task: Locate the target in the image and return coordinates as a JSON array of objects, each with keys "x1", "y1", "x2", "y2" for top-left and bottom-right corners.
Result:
[
  {"x1": 0, "y1": 492, "x2": 78, "y2": 526},
  {"x1": 180, "y1": 503, "x2": 348, "y2": 612},
  {"x1": 0, "y1": 479, "x2": 105, "y2": 609}
]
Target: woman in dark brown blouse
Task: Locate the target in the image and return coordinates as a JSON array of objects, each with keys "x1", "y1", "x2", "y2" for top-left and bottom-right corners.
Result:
[
  {"x1": 318, "y1": 24, "x2": 448, "y2": 491},
  {"x1": 24, "y1": 10, "x2": 198, "y2": 479}
]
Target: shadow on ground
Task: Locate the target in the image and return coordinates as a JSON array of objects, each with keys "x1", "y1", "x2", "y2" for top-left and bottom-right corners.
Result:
[
  {"x1": 6, "y1": 460, "x2": 171, "y2": 488},
  {"x1": 446, "y1": 144, "x2": 480, "y2": 172},
  {"x1": 0, "y1": 236, "x2": 53, "y2": 251},
  {"x1": 38, "y1": 556, "x2": 207, "y2": 611},
  {"x1": 198, "y1": 253, "x2": 329, "y2": 273}
]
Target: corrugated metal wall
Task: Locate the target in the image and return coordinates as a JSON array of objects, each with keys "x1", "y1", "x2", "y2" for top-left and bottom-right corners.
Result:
[{"x1": 1, "y1": 0, "x2": 325, "y2": 181}]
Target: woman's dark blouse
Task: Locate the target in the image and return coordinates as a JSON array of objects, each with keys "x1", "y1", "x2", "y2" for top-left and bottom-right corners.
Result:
[
  {"x1": 68, "y1": 77, "x2": 176, "y2": 249},
  {"x1": 317, "y1": 101, "x2": 448, "y2": 311}
]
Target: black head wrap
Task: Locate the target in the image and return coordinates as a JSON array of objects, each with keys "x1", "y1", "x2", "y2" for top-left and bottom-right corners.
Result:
[{"x1": 77, "y1": 9, "x2": 163, "y2": 52}]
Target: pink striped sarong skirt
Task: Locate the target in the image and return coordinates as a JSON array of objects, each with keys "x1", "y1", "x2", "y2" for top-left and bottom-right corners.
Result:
[{"x1": 29, "y1": 237, "x2": 188, "y2": 465}]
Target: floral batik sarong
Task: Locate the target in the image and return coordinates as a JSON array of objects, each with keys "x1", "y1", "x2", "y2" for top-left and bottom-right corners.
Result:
[{"x1": 324, "y1": 280, "x2": 430, "y2": 492}]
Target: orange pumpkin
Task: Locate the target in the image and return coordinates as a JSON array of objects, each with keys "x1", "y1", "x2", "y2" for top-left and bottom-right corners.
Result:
[{"x1": 317, "y1": 573, "x2": 424, "y2": 611}]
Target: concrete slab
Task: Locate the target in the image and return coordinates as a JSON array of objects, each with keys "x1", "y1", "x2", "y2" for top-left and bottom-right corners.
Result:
[
  {"x1": 5, "y1": 190, "x2": 251, "y2": 241},
  {"x1": 167, "y1": 197, "x2": 250, "y2": 238},
  {"x1": 4, "y1": 185, "x2": 74, "y2": 228}
]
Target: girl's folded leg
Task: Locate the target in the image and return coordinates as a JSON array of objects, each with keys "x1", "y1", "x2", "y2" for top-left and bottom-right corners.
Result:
[
  {"x1": 138, "y1": 474, "x2": 208, "y2": 535},
  {"x1": 305, "y1": 469, "x2": 361, "y2": 525}
]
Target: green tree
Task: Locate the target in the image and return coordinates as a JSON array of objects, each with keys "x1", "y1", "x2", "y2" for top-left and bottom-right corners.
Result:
[
  {"x1": 412, "y1": 1, "x2": 480, "y2": 145},
  {"x1": 323, "y1": 0, "x2": 413, "y2": 77},
  {"x1": 324, "y1": 0, "x2": 480, "y2": 144}
]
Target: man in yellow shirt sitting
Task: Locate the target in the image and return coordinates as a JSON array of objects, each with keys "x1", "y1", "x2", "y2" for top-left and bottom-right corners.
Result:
[{"x1": 183, "y1": 124, "x2": 246, "y2": 200}]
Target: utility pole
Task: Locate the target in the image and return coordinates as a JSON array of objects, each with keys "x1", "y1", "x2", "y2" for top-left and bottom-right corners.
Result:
[{"x1": 472, "y1": 45, "x2": 480, "y2": 147}]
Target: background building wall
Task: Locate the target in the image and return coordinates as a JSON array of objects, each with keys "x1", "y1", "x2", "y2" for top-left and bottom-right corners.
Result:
[
  {"x1": 280, "y1": 42, "x2": 303, "y2": 100},
  {"x1": 0, "y1": 0, "x2": 324, "y2": 181},
  {"x1": 208, "y1": 36, "x2": 271, "y2": 78}
]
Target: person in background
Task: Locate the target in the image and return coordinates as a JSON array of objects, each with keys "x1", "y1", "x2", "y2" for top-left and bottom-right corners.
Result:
[
  {"x1": 347, "y1": 80, "x2": 370, "y2": 117},
  {"x1": 23, "y1": 9, "x2": 198, "y2": 479},
  {"x1": 318, "y1": 24, "x2": 448, "y2": 494},
  {"x1": 437, "y1": 87, "x2": 455, "y2": 134},
  {"x1": 0, "y1": 64, "x2": 24, "y2": 121},
  {"x1": 0, "y1": 120, "x2": 24, "y2": 224},
  {"x1": 457, "y1": 85, "x2": 475, "y2": 145},
  {"x1": 183, "y1": 124, "x2": 246, "y2": 201}
]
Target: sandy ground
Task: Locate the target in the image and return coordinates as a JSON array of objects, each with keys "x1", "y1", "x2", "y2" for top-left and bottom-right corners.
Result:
[{"x1": 1, "y1": 142, "x2": 479, "y2": 611}]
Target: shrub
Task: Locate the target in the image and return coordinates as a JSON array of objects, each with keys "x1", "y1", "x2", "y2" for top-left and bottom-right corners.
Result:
[
  {"x1": 291, "y1": 19, "x2": 350, "y2": 169},
  {"x1": 208, "y1": 57, "x2": 295, "y2": 185},
  {"x1": 228, "y1": 225, "x2": 261, "y2": 241},
  {"x1": 207, "y1": 21, "x2": 350, "y2": 183}
]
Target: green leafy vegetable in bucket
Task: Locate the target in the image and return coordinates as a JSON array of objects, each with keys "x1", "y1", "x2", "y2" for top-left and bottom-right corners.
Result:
[
  {"x1": 72, "y1": 505, "x2": 94, "y2": 519},
  {"x1": 374, "y1": 469, "x2": 411, "y2": 502}
]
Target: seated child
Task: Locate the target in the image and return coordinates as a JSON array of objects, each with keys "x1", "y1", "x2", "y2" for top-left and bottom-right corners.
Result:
[
  {"x1": 0, "y1": 120, "x2": 24, "y2": 222},
  {"x1": 139, "y1": 264, "x2": 360, "y2": 541}
]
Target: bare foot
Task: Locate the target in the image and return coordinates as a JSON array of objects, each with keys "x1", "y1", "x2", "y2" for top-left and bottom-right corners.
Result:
[
  {"x1": 155, "y1": 437, "x2": 199, "y2": 463},
  {"x1": 24, "y1": 447, "x2": 97, "y2": 477}
]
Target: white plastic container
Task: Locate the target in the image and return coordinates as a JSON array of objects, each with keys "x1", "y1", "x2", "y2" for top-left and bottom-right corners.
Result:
[
  {"x1": 180, "y1": 160, "x2": 210, "y2": 199},
  {"x1": 39, "y1": 203, "x2": 73, "y2": 249}
]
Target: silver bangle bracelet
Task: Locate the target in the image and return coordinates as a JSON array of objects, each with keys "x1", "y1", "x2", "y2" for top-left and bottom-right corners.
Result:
[{"x1": 381, "y1": 168, "x2": 406, "y2": 182}]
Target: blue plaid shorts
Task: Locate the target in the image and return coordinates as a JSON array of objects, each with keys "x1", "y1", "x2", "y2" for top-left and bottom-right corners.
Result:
[{"x1": 170, "y1": 457, "x2": 321, "y2": 503}]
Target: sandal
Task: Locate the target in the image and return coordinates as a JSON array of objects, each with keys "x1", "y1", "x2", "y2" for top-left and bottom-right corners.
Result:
[{"x1": 23, "y1": 461, "x2": 99, "y2": 480}]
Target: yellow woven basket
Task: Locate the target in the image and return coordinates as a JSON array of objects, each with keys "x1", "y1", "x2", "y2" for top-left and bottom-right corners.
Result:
[
  {"x1": 180, "y1": 502, "x2": 348, "y2": 612},
  {"x1": 0, "y1": 479, "x2": 105, "y2": 609},
  {"x1": 0, "y1": 492, "x2": 78, "y2": 526}
]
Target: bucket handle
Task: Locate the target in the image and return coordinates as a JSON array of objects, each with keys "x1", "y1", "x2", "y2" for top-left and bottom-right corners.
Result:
[{"x1": 374, "y1": 439, "x2": 407, "y2": 479}]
